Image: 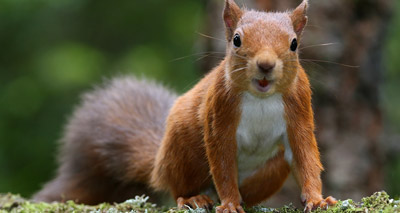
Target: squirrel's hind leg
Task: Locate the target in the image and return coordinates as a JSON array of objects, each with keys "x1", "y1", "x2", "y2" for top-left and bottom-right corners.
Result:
[
  {"x1": 239, "y1": 149, "x2": 290, "y2": 207},
  {"x1": 32, "y1": 174, "x2": 104, "y2": 204},
  {"x1": 33, "y1": 173, "x2": 161, "y2": 205}
]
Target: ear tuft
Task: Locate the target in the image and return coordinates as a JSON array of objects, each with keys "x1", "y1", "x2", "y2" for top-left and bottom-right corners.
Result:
[
  {"x1": 290, "y1": 0, "x2": 308, "y2": 37},
  {"x1": 223, "y1": 0, "x2": 243, "y2": 41}
]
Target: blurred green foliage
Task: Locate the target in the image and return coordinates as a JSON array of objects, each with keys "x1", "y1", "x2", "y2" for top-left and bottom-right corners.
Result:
[{"x1": 0, "y1": 0, "x2": 205, "y2": 197}]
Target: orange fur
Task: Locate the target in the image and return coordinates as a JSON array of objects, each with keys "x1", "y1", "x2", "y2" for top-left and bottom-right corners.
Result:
[{"x1": 239, "y1": 148, "x2": 290, "y2": 206}]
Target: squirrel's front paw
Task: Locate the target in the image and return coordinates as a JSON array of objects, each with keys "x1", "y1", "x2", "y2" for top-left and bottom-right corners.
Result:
[
  {"x1": 215, "y1": 202, "x2": 245, "y2": 213},
  {"x1": 177, "y1": 195, "x2": 214, "y2": 210},
  {"x1": 302, "y1": 196, "x2": 337, "y2": 212}
]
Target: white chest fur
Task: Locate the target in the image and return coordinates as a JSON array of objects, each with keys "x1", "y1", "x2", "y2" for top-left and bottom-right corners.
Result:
[{"x1": 236, "y1": 92, "x2": 290, "y2": 184}]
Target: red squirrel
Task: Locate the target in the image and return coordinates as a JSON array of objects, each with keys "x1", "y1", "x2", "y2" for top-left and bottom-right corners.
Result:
[{"x1": 34, "y1": 0, "x2": 337, "y2": 212}]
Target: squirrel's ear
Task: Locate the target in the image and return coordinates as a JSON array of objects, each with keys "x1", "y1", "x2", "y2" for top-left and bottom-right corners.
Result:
[
  {"x1": 223, "y1": 0, "x2": 243, "y2": 41},
  {"x1": 290, "y1": 0, "x2": 308, "y2": 37}
]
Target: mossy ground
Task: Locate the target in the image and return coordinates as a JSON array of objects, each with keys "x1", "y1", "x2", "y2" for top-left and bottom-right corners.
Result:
[{"x1": 0, "y1": 191, "x2": 398, "y2": 213}]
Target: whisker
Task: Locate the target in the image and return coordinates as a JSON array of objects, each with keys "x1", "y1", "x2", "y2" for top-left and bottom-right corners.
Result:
[
  {"x1": 196, "y1": 31, "x2": 226, "y2": 43},
  {"x1": 169, "y1": 52, "x2": 225, "y2": 62},
  {"x1": 300, "y1": 59, "x2": 359, "y2": 68},
  {"x1": 299, "y1": 60, "x2": 330, "y2": 73},
  {"x1": 308, "y1": 76, "x2": 328, "y2": 88},
  {"x1": 180, "y1": 77, "x2": 203, "y2": 92},
  {"x1": 299, "y1": 63, "x2": 332, "y2": 86},
  {"x1": 299, "y1": 42, "x2": 338, "y2": 50},
  {"x1": 169, "y1": 52, "x2": 210, "y2": 62},
  {"x1": 231, "y1": 67, "x2": 247, "y2": 74},
  {"x1": 227, "y1": 72, "x2": 249, "y2": 88},
  {"x1": 195, "y1": 54, "x2": 224, "y2": 62},
  {"x1": 233, "y1": 53, "x2": 248, "y2": 60},
  {"x1": 281, "y1": 59, "x2": 298, "y2": 63}
]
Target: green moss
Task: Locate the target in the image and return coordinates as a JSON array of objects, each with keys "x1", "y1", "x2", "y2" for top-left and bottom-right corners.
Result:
[
  {"x1": 0, "y1": 191, "x2": 399, "y2": 212},
  {"x1": 0, "y1": 194, "x2": 159, "y2": 213}
]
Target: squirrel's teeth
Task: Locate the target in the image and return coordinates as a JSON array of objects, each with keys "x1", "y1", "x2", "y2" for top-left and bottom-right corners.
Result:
[{"x1": 258, "y1": 77, "x2": 269, "y2": 88}]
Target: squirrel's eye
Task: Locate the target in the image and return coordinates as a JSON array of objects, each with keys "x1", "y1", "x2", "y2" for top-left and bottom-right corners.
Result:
[
  {"x1": 290, "y1": 38, "x2": 298, "y2": 51},
  {"x1": 233, "y1": 34, "x2": 241, "y2": 48}
]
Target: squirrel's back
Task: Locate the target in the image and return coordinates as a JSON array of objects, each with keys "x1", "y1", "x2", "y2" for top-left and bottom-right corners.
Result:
[{"x1": 33, "y1": 76, "x2": 177, "y2": 204}]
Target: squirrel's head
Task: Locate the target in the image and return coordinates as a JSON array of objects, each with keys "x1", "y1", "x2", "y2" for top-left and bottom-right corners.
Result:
[{"x1": 223, "y1": 0, "x2": 308, "y2": 97}]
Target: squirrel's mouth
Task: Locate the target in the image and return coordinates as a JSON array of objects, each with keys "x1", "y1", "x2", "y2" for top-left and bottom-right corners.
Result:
[{"x1": 252, "y1": 77, "x2": 271, "y2": 92}]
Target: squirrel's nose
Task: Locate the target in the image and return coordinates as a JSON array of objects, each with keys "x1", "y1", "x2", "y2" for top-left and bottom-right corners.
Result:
[{"x1": 257, "y1": 61, "x2": 275, "y2": 74}]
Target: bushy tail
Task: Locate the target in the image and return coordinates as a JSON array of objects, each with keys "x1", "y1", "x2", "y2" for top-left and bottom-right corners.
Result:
[{"x1": 33, "y1": 76, "x2": 177, "y2": 204}]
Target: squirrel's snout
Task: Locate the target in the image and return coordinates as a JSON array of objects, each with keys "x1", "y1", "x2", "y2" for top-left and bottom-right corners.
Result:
[
  {"x1": 255, "y1": 49, "x2": 277, "y2": 75},
  {"x1": 257, "y1": 61, "x2": 276, "y2": 75}
]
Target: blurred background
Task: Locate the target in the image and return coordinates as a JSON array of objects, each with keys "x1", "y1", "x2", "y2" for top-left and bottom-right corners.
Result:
[{"x1": 0, "y1": 0, "x2": 399, "y2": 207}]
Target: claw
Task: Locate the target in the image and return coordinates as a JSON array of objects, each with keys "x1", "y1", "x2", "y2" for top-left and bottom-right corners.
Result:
[
  {"x1": 303, "y1": 195, "x2": 338, "y2": 212},
  {"x1": 304, "y1": 202, "x2": 313, "y2": 213},
  {"x1": 177, "y1": 195, "x2": 214, "y2": 210},
  {"x1": 216, "y1": 202, "x2": 245, "y2": 213}
]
